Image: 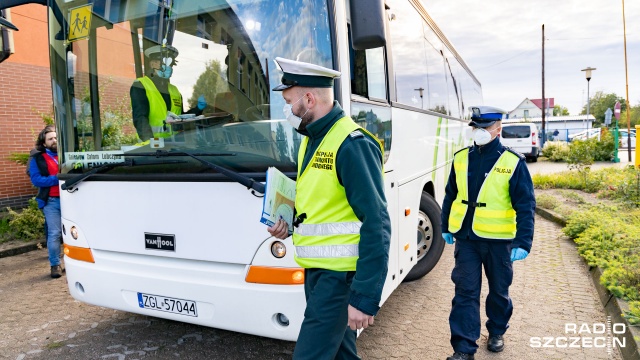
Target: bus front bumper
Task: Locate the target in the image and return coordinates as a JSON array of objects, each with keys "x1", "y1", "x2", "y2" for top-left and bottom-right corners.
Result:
[{"x1": 64, "y1": 250, "x2": 305, "y2": 341}]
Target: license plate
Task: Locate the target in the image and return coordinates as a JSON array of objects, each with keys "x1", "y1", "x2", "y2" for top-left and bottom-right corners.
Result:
[{"x1": 137, "y1": 292, "x2": 198, "y2": 317}]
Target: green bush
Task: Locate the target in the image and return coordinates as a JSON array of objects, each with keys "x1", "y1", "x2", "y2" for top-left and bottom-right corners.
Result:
[
  {"x1": 536, "y1": 194, "x2": 560, "y2": 210},
  {"x1": 559, "y1": 190, "x2": 587, "y2": 204},
  {"x1": 5, "y1": 198, "x2": 45, "y2": 242},
  {"x1": 542, "y1": 141, "x2": 570, "y2": 162},
  {"x1": 561, "y1": 203, "x2": 640, "y2": 323}
]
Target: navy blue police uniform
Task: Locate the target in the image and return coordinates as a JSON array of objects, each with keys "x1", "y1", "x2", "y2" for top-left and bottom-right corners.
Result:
[{"x1": 441, "y1": 107, "x2": 536, "y2": 358}]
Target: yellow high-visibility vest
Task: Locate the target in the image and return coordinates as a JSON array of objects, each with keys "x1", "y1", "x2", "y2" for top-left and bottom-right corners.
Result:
[
  {"x1": 293, "y1": 116, "x2": 383, "y2": 271},
  {"x1": 137, "y1": 76, "x2": 182, "y2": 138},
  {"x1": 448, "y1": 148, "x2": 519, "y2": 239}
]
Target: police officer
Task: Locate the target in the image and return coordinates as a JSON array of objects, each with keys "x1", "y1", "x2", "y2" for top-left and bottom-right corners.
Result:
[
  {"x1": 130, "y1": 44, "x2": 207, "y2": 140},
  {"x1": 441, "y1": 106, "x2": 535, "y2": 360},
  {"x1": 267, "y1": 57, "x2": 390, "y2": 360}
]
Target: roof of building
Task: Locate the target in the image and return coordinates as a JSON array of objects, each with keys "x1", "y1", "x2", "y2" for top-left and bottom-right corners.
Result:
[
  {"x1": 530, "y1": 98, "x2": 555, "y2": 110},
  {"x1": 504, "y1": 115, "x2": 595, "y2": 123}
]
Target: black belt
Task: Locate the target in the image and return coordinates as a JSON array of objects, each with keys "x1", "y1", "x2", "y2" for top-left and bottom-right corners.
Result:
[{"x1": 462, "y1": 200, "x2": 486, "y2": 208}]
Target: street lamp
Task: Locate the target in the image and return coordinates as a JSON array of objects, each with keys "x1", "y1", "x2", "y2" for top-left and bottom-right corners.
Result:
[
  {"x1": 581, "y1": 67, "x2": 596, "y2": 137},
  {"x1": 414, "y1": 87, "x2": 424, "y2": 109}
]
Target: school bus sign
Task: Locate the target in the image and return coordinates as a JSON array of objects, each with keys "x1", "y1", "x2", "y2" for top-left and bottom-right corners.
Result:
[{"x1": 67, "y1": 4, "x2": 92, "y2": 42}]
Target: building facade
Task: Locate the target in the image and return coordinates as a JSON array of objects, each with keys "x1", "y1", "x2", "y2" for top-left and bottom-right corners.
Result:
[
  {"x1": 509, "y1": 98, "x2": 555, "y2": 120},
  {"x1": 0, "y1": 4, "x2": 51, "y2": 208}
]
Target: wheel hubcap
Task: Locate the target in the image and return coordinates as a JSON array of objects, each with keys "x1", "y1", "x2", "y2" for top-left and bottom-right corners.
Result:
[{"x1": 416, "y1": 210, "x2": 433, "y2": 261}]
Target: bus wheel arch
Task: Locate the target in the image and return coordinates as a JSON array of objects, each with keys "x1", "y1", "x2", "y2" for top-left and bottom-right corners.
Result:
[{"x1": 403, "y1": 191, "x2": 445, "y2": 282}]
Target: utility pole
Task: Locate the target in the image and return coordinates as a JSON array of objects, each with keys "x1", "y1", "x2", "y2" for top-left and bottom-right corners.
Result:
[
  {"x1": 541, "y1": 24, "x2": 546, "y2": 148},
  {"x1": 622, "y1": 0, "x2": 632, "y2": 161}
]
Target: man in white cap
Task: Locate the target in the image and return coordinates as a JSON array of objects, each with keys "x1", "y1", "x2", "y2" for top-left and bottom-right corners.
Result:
[
  {"x1": 267, "y1": 57, "x2": 390, "y2": 359},
  {"x1": 130, "y1": 44, "x2": 207, "y2": 140},
  {"x1": 441, "y1": 106, "x2": 535, "y2": 360}
]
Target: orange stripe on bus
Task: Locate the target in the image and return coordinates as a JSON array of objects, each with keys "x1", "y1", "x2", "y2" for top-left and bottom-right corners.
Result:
[
  {"x1": 63, "y1": 244, "x2": 95, "y2": 263},
  {"x1": 245, "y1": 266, "x2": 304, "y2": 285}
]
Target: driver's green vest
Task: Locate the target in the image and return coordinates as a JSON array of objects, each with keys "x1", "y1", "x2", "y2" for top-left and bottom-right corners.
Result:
[
  {"x1": 448, "y1": 148, "x2": 519, "y2": 239},
  {"x1": 293, "y1": 116, "x2": 383, "y2": 271},
  {"x1": 137, "y1": 76, "x2": 182, "y2": 138}
]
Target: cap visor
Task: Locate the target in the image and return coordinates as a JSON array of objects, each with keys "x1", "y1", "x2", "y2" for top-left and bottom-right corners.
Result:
[
  {"x1": 469, "y1": 120, "x2": 496, "y2": 128},
  {"x1": 272, "y1": 84, "x2": 293, "y2": 91}
]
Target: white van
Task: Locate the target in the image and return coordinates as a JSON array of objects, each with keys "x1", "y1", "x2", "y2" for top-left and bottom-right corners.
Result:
[{"x1": 500, "y1": 123, "x2": 540, "y2": 162}]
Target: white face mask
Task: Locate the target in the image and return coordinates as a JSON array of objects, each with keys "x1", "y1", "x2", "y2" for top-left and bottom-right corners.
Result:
[
  {"x1": 472, "y1": 127, "x2": 494, "y2": 145},
  {"x1": 283, "y1": 95, "x2": 309, "y2": 129}
]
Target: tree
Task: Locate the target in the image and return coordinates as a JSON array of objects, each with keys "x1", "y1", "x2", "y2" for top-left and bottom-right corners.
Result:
[
  {"x1": 553, "y1": 104, "x2": 569, "y2": 116},
  {"x1": 581, "y1": 91, "x2": 626, "y2": 127},
  {"x1": 187, "y1": 60, "x2": 228, "y2": 110},
  {"x1": 620, "y1": 101, "x2": 640, "y2": 128}
]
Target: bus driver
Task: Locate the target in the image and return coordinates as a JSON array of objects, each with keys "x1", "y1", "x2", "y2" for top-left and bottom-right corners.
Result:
[{"x1": 130, "y1": 44, "x2": 207, "y2": 141}]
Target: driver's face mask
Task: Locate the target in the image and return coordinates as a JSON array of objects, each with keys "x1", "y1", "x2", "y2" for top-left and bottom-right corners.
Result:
[
  {"x1": 283, "y1": 95, "x2": 309, "y2": 130},
  {"x1": 156, "y1": 57, "x2": 174, "y2": 79}
]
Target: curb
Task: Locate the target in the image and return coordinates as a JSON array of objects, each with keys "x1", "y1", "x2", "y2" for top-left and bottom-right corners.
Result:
[
  {"x1": 534, "y1": 206, "x2": 566, "y2": 227},
  {"x1": 536, "y1": 206, "x2": 640, "y2": 360},
  {"x1": 591, "y1": 266, "x2": 640, "y2": 360},
  {"x1": 0, "y1": 241, "x2": 46, "y2": 259}
]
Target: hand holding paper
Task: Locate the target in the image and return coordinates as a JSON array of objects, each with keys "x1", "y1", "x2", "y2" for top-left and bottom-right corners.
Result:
[
  {"x1": 261, "y1": 167, "x2": 296, "y2": 236},
  {"x1": 267, "y1": 219, "x2": 290, "y2": 239}
]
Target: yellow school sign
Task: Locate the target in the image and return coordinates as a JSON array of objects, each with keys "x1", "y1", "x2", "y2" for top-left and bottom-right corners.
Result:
[{"x1": 68, "y1": 4, "x2": 92, "y2": 42}]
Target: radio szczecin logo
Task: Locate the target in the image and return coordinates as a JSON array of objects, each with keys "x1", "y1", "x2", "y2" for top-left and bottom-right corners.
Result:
[{"x1": 530, "y1": 316, "x2": 625, "y2": 355}]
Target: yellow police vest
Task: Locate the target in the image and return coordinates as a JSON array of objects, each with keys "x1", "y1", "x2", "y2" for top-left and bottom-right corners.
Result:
[
  {"x1": 293, "y1": 116, "x2": 383, "y2": 271},
  {"x1": 137, "y1": 76, "x2": 182, "y2": 138},
  {"x1": 448, "y1": 148, "x2": 519, "y2": 239}
]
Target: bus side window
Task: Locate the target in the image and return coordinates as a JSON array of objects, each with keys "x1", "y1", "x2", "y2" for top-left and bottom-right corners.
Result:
[{"x1": 349, "y1": 26, "x2": 387, "y2": 102}]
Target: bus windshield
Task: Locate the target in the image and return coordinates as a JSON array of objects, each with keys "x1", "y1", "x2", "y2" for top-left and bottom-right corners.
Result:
[{"x1": 49, "y1": 0, "x2": 333, "y2": 176}]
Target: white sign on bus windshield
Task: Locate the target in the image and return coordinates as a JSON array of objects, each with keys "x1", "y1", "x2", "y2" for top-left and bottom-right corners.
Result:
[{"x1": 65, "y1": 151, "x2": 125, "y2": 170}]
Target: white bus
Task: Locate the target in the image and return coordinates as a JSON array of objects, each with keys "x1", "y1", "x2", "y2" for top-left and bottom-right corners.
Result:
[{"x1": 4, "y1": 0, "x2": 481, "y2": 341}]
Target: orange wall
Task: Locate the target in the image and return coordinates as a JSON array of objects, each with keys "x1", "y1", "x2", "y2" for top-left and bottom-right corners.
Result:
[{"x1": 7, "y1": 4, "x2": 49, "y2": 67}]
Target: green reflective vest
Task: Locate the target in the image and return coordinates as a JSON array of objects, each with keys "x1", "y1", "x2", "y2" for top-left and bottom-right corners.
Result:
[
  {"x1": 448, "y1": 148, "x2": 519, "y2": 239},
  {"x1": 137, "y1": 76, "x2": 182, "y2": 138},
  {"x1": 293, "y1": 116, "x2": 383, "y2": 271}
]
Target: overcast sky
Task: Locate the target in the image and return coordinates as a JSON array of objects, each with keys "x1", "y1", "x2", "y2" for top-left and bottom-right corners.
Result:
[{"x1": 423, "y1": 0, "x2": 640, "y2": 115}]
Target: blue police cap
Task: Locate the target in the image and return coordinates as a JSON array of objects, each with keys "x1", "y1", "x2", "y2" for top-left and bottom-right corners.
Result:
[
  {"x1": 469, "y1": 106, "x2": 507, "y2": 128},
  {"x1": 272, "y1": 57, "x2": 341, "y2": 91}
]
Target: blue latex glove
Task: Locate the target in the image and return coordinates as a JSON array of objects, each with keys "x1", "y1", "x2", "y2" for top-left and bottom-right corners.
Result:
[
  {"x1": 197, "y1": 95, "x2": 207, "y2": 110},
  {"x1": 443, "y1": 232, "x2": 454, "y2": 245},
  {"x1": 510, "y1": 248, "x2": 529, "y2": 261}
]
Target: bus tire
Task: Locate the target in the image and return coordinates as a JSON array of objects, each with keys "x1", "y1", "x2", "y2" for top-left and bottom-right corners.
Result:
[{"x1": 403, "y1": 192, "x2": 445, "y2": 282}]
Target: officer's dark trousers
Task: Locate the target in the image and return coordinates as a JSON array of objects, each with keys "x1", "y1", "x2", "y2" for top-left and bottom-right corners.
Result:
[
  {"x1": 293, "y1": 268, "x2": 359, "y2": 360},
  {"x1": 449, "y1": 238, "x2": 513, "y2": 354}
]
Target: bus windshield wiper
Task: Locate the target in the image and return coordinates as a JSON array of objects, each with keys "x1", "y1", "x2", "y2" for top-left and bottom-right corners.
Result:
[
  {"x1": 125, "y1": 150, "x2": 236, "y2": 157},
  {"x1": 61, "y1": 159, "x2": 134, "y2": 191},
  {"x1": 162, "y1": 150, "x2": 265, "y2": 194}
]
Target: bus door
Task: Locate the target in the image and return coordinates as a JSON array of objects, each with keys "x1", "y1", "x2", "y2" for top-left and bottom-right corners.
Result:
[{"x1": 346, "y1": 9, "x2": 398, "y2": 301}]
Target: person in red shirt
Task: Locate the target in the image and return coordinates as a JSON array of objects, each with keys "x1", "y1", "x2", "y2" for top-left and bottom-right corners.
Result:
[{"x1": 29, "y1": 125, "x2": 63, "y2": 278}]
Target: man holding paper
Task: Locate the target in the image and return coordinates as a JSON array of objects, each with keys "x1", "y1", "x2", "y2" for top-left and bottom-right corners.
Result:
[{"x1": 267, "y1": 57, "x2": 391, "y2": 360}]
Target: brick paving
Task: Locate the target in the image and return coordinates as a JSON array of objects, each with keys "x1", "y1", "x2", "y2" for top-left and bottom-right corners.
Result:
[
  {"x1": 0, "y1": 215, "x2": 623, "y2": 359},
  {"x1": 358, "y1": 215, "x2": 622, "y2": 360}
]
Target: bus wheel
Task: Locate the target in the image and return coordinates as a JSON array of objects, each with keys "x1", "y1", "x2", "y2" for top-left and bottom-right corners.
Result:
[{"x1": 403, "y1": 192, "x2": 445, "y2": 282}]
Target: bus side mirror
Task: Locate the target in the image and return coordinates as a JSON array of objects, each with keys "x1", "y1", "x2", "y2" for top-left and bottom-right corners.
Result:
[{"x1": 349, "y1": 0, "x2": 386, "y2": 50}]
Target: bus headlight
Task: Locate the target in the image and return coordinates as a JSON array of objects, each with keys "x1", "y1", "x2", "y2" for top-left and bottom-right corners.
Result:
[
  {"x1": 70, "y1": 226, "x2": 79, "y2": 240},
  {"x1": 270, "y1": 241, "x2": 286, "y2": 258}
]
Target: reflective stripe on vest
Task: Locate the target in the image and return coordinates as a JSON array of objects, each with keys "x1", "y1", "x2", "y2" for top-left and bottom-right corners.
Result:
[
  {"x1": 448, "y1": 148, "x2": 519, "y2": 239},
  {"x1": 137, "y1": 76, "x2": 182, "y2": 138},
  {"x1": 295, "y1": 221, "x2": 362, "y2": 236},
  {"x1": 296, "y1": 244, "x2": 359, "y2": 258},
  {"x1": 293, "y1": 116, "x2": 383, "y2": 271}
]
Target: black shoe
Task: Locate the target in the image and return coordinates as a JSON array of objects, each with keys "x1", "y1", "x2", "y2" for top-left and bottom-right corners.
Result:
[
  {"x1": 446, "y1": 352, "x2": 474, "y2": 360},
  {"x1": 487, "y1": 334, "x2": 504, "y2": 352},
  {"x1": 50, "y1": 265, "x2": 62, "y2": 279}
]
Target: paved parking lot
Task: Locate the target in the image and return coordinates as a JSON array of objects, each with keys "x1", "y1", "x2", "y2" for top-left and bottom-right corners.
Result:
[{"x1": 0, "y1": 214, "x2": 622, "y2": 360}]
